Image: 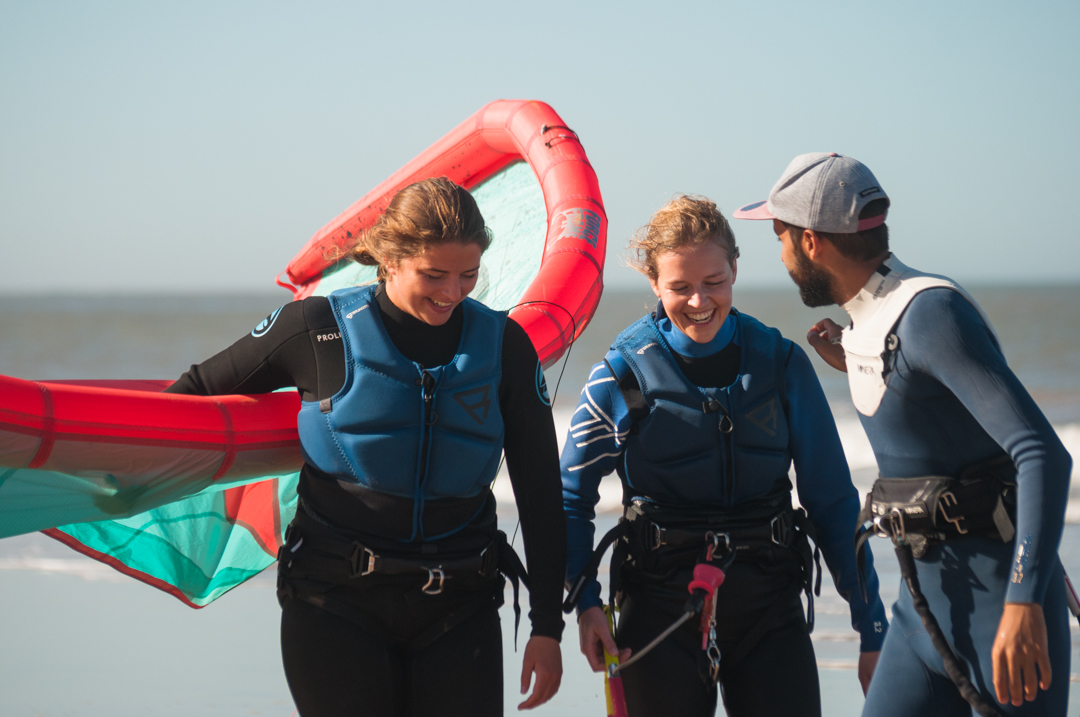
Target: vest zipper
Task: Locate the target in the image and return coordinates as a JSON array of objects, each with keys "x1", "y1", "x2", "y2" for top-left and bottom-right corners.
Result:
[
  {"x1": 703, "y1": 395, "x2": 735, "y2": 505},
  {"x1": 416, "y1": 369, "x2": 438, "y2": 537},
  {"x1": 715, "y1": 398, "x2": 735, "y2": 505},
  {"x1": 721, "y1": 419, "x2": 734, "y2": 504}
]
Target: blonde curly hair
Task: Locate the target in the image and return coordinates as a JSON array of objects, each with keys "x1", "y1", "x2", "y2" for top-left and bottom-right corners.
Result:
[{"x1": 628, "y1": 195, "x2": 739, "y2": 280}]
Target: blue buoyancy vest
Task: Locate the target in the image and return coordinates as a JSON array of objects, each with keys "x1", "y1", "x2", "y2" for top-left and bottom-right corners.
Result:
[
  {"x1": 607, "y1": 309, "x2": 793, "y2": 507},
  {"x1": 296, "y1": 285, "x2": 507, "y2": 540}
]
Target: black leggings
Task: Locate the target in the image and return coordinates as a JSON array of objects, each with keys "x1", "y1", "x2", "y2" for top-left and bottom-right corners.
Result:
[
  {"x1": 615, "y1": 557, "x2": 820, "y2": 717},
  {"x1": 280, "y1": 592, "x2": 504, "y2": 717}
]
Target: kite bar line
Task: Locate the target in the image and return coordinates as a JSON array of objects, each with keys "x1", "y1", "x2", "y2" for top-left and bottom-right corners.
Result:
[{"x1": 608, "y1": 609, "x2": 696, "y2": 677}]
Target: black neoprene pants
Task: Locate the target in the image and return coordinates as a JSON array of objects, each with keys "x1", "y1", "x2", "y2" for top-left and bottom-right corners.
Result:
[
  {"x1": 280, "y1": 590, "x2": 504, "y2": 717},
  {"x1": 615, "y1": 555, "x2": 821, "y2": 717}
]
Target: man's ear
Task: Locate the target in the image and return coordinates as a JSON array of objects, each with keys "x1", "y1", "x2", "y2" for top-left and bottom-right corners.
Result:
[{"x1": 801, "y1": 229, "x2": 827, "y2": 261}]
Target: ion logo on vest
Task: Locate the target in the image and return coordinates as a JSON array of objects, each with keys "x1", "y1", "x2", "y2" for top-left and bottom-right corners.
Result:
[{"x1": 453, "y1": 385, "x2": 493, "y2": 425}]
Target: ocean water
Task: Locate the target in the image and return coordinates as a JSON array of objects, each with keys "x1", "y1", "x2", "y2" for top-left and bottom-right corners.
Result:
[{"x1": 1, "y1": 285, "x2": 1078, "y2": 715}]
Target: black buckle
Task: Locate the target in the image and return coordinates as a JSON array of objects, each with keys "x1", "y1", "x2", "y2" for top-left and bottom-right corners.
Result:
[
  {"x1": 770, "y1": 513, "x2": 793, "y2": 546},
  {"x1": 347, "y1": 542, "x2": 377, "y2": 578},
  {"x1": 649, "y1": 522, "x2": 666, "y2": 550}
]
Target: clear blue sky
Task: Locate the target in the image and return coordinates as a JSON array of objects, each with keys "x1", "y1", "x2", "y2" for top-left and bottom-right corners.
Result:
[{"x1": 2, "y1": 0, "x2": 1077, "y2": 294}]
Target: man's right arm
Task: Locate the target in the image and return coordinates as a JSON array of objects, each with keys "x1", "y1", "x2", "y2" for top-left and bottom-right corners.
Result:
[{"x1": 806, "y1": 318, "x2": 847, "y2": 372}]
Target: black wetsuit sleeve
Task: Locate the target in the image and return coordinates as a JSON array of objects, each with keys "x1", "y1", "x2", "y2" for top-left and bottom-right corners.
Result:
[
  {"x1": 499, "y1": 318, "x2": 566, "y2": 641},
  {"x1": 165, "y1": 297, "x2": 343, "y2": 401}
]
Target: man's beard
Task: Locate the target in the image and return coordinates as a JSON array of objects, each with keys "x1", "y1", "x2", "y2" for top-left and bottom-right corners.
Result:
[{"x1": 789, "y1": 241, "x2": 836, "y2": 307}]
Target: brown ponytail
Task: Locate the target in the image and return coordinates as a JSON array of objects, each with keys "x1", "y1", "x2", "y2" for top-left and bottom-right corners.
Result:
[{"x1": 349, "y1": 177, "x2": 491, "y2": 281}]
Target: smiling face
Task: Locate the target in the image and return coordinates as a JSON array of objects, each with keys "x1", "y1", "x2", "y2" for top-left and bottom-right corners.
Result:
[
  {"x1": 383, "y1": 242, "x2": 483, "y2": 325},
  {"x1": 649, "y1": 242, "x2": 737, "y2": 343}
]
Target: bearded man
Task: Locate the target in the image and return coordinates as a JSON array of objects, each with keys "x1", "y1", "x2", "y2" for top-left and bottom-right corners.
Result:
[{"x1": 735, "y1": 153, "x2": 1072, "y2": 717}]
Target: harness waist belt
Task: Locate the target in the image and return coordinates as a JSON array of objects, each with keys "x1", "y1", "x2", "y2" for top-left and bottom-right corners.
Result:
[
  {"x1": 644, "y1": 509, "x2": 798, "y2": 552},
  {"x1": 283, "y1": 509, "x2": 526, "y2": 594},
  {"x1": 564, "y1": 493, "x2": 821, "y2": 617}
]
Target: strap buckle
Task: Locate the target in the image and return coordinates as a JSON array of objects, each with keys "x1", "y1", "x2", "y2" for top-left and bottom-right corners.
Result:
[
  {"x1": 422, "y1": 567, "x2": 446, "y2": 595},
  {"x1": 649, "y1": 522, "x2": 667, "y2": 550},
  {"x1": 937, "y1": 492, "x2": 969, "y2": 534},
  {"x1": 770, "y1": 512, "x2": 793, "y2": 546},
  {"x1": 478, "y1": 545, "x2": 492, "y2": 577},
  {"x1": 348, "y1": 543, "x2": 377, "y2": 578},
  {"x1": 871, "y1": 507, "x2": 907, "y2": 545},
  {"x1": 886, "y1": 508, "x2": 906, "y2": 545},
  {"x1": 704, "y1": 531, "x2": 731, "y2": 562}
]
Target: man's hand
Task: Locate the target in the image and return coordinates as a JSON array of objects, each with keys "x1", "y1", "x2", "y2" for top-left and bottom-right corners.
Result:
[
  {"x1": 578, "y1": 606, "x2": 632, "y2": 672},
  {"x1": 858, "y1": 651, "x2": 880, "y2": 696},
  {"x1": 518, "y1": 635, "x2": 561, "y2": 710},
  {"x1": 806, "y1": 318, "x2": 847, "y2": 372},
  {"x1": 992, "y1": 603, "x2": 1051, "y2": 706}
]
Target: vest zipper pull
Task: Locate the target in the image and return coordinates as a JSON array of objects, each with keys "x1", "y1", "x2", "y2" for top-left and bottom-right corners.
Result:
[{"x1": 421, "y1": 370, "x2": 438, "y2": 425}]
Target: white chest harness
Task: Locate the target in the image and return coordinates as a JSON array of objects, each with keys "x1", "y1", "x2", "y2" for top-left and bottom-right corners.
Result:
[{"x1": 840, "y1": 254, "x2": 998, "y2": 417}]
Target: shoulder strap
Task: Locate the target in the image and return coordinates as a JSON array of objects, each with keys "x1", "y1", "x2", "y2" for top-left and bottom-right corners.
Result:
[{"x1": 603, "y1": 351, "x2": 649, "y2": 428}]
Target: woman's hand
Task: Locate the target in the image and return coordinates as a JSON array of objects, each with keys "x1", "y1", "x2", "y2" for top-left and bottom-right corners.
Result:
[
  {"x1": 577, "y1": 606, "x2": 632, "y2": 673},
  {"x1": 858, "y1": 650, "x2": 880, "y2": 695},
  {"x1": 992, "y1": 603, "x2": 1051, "y2": 706},
  {"x1": 518, "y1": 635, "x2": 562, "y2": 710},
  {"x1": 806, "y1": 319, "x2": 847, "y2": 372}
]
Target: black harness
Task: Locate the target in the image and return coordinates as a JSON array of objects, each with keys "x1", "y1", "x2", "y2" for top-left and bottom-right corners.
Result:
[
  {"x1": 565, "y1": 489, "x2": 821, "y2": 678},
  {"x1": 278, "y1": 501, "x2": 529, "y2": 651},
  {"x1": 855, "y1": 456, "x2": 1017, "y2": 717}
]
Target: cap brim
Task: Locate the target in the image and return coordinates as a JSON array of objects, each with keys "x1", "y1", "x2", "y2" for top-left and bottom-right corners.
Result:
[{"x1": 732, "y1": 200, "x2": 775, "y2": 221}]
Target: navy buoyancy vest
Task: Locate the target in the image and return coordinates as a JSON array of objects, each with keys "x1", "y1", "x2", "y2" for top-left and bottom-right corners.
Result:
[
  {"x1": 608, "y1": 309, "x2": 793, "y2": 508},
  {"x1": 297, "y1": 285, "x2": 507, "y2": 540}
]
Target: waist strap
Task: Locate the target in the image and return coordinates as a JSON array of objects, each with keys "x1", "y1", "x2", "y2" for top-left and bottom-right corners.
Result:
[
  {"x1": 280, "y1": 510, "x2": 530, "y2": 646},
  {"x1": 854, "y1": 459, "x2": 1016, "y2": 601},
  {"x1": 564, "y1": 498, "x2": 822, "y2": 630}
]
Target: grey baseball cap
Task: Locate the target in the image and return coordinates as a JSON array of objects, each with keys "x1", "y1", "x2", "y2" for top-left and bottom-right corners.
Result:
[{"x1": 733, "y1": 152, "x2": 889, "y2": 233}]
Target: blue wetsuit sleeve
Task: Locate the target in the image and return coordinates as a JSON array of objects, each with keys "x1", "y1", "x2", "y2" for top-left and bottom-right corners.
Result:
[
  {"x1": 901, "y1": 290, "x2": 1072, "y2": 604},
  {"x1": 561, "y1": 361, "x2": 632, "y2": 615},
  {"x1": 786, "y1": 343, "x2": 889, "y2": 651}
]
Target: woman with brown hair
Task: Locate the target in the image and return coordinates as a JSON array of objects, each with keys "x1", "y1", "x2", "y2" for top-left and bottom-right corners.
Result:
[
  {"x1": 166, "y1": 177, "x2": 564, "y2": 715},
  {"x1": 561, "y1": 195, "x2": 886, "y2": 716}
]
